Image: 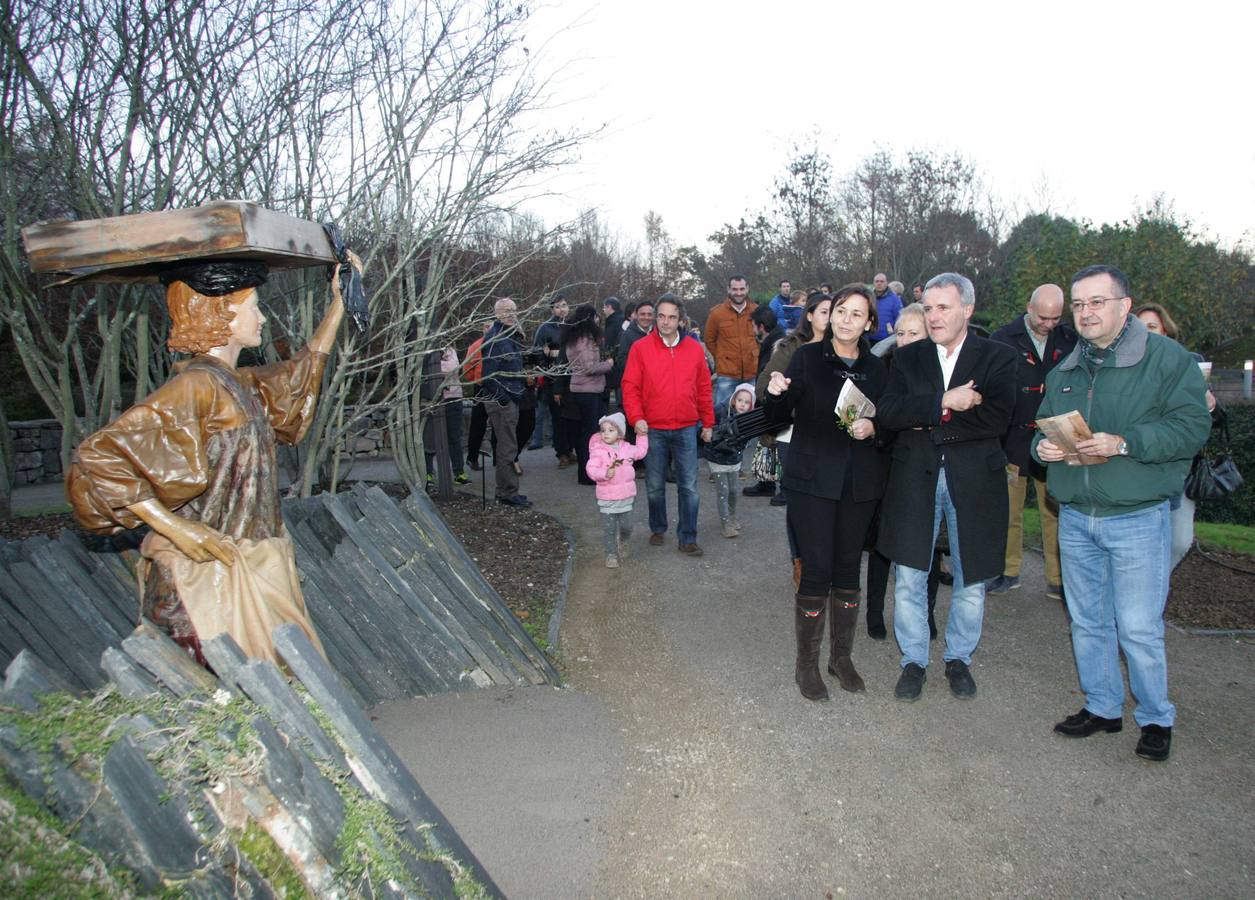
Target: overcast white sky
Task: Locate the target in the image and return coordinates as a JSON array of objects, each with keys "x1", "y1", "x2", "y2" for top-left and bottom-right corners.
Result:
[{"x1": 519, "y1": 0, "x2": 1254, "y2": 257}]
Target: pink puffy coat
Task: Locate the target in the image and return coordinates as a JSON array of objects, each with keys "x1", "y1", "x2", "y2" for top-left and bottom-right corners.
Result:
[{"x1": 585, "y1": 434, "x2": 650, "y2": 501}]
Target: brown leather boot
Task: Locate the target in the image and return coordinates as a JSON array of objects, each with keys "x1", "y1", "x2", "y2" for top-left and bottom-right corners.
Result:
[
  {"x1": 794, "y1": 595, "x2": 829, "y2": 701},
  {"x1": 827, "y1": 588, "x2": 866, "y2": 693}
]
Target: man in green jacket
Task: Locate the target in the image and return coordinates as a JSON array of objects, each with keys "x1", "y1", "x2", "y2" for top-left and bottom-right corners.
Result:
[{"x1": 1033, "y1": 264, "x2": 1210, "y2": 763}]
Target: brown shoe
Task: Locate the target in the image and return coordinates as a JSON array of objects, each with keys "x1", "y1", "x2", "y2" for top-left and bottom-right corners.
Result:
[
  {"x1": 649, "y1": 533, "x2": 664, "y2": 546},
  {"x1": 678, "y1": 543, "x2": 704, "y2": 557},
  {"x1": 557, "y1": 456, "x2": 571, "y2": 469}
]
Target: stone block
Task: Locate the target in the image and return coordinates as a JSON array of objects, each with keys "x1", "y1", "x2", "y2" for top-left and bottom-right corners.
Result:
[
  {"x1": 40, "y1": 429, "x2": 62, "y2": 451},
  {"x1": 14, "y1": 450, "x2": 41, "y2": 469},
  {"x1": 13, "y1": 437, "x2": 38, "y2": 452},
  {"x1": 121, "y1": 620, "x2": 217, "y2": 696},
  {"x1": 102, "y1": 735, "x2": 223, "y2": 883},
  {"x1": 42, "y1": 449, "x2": 61, "y2": 472},
  {"x1": 101, "y1": 646, "x2": 163, "y2": 699},
  {"x1": 5, "y1": 648, "x2": 76, "y2": 697},
  {"x1": 233, "y1": 659, "x2": 345, "y2": 765},
  {"x1": 200, "y1": 633, "x2": 248, "y2": 686},
  {"x1": 273, "y1": 623, "x2": 502, "y2": 897}
]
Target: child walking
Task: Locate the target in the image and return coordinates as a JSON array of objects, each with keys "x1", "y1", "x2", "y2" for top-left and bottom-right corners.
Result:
[
  {"x1": 703, "y1": 382, "x2": 756, "y2": 538},
  {"x1": 585, "y1": 412, "x2": 650, "y2": 568}
]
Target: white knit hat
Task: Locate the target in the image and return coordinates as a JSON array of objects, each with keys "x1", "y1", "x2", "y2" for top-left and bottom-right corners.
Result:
[{"x1": 598, "y1": 411, "x2": 627, "y2": 437}]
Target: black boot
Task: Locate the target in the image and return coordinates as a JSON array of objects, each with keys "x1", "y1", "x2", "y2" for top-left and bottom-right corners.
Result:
[
  {"x1": 865, "y1": 551, "x2": 890, "y2": 640},
  {"x1": 827, "y1": 589, "x2": 866, "y2": 693},
  {"x1": 794, "y1": 595, "x2": 829, "y2": 701}
]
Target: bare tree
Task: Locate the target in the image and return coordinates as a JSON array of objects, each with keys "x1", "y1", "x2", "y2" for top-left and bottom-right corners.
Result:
[{"x1": 1, "y1": 0, "x2": 593, "y2": 495}]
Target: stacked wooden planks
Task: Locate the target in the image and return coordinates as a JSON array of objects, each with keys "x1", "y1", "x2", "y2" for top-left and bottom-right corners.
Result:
[{"x1": 0, "y1": 484, "x2": 559, "y2": 702}]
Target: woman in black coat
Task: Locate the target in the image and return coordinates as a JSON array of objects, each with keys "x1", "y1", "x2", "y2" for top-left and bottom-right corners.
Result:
[{"x1": 763, "y1": 284, "x2": 888, "y2": 702}]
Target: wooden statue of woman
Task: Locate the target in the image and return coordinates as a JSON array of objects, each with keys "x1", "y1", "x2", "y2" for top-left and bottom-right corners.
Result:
[{"x1": 66, "y1": 258, "x2": 357, "y2": 667}]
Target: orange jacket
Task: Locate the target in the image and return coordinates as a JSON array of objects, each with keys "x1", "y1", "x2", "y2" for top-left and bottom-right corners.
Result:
[
  {"x1": 462, "y1": 337, "x2": 485, "y2": 383},
  {"x1": 704, "y1": 299, "x2": 760, "y2": 381}
]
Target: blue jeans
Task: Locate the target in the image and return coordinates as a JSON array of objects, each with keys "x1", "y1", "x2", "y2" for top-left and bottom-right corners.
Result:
[
  {"x1": 645, "y1": 426, "x2": 700, "y2": 545},
  {"x1": 713, "y1": 376, "x2": 739, "y2": 415},
  {"x1": 1059, "y1": 501, "x2": 1174, "y2": 727},
  {"x1": 893, "y1": 470, "x2": 985, "y2": 668}
]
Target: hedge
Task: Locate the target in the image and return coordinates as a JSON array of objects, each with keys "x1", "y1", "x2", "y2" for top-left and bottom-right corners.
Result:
[{"x1": 1194, "y1": 403, "x2": 1255, "y2": 526}]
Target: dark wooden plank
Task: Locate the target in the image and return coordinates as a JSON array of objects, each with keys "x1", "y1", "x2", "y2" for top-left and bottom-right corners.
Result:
[
  {"x1": 403, "y1": 493, "x2": 558, "y2": 683},
  {"x1": 321, "y1": 545, "x2": 447, "y2": 695},
  {"x1": 0, "y1": 565, "x2": 103, "y2": 689},
  {"x1": 23, "y1": 200, "x2": 335, "y2": 282},
  {"x1": 26, "y1": 541, "x2": 134, "y2": 640},
  {"x1": 290, "y1": 570, "x2": 385, "y2": 706},
  {"x1": 321, "y1": 495, "x2": 474, "y2": 674}
]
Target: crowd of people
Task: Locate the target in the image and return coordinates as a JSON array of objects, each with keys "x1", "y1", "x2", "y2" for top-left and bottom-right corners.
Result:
[{"x1": 439, "y1": 265, "x2": 1215, "y2": 764}]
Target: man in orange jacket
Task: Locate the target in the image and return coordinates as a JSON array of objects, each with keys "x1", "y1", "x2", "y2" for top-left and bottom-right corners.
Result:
[
  {"x1": 704, "y1": 274, "x2": 759, "y2": 412},
  {"x1": 622, "y1": 294, "x2": 715, "y2": 556}
]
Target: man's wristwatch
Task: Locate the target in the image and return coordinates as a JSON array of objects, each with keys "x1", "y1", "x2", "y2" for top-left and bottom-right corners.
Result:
[{"x1": 1117, "y1": 439, "x2": 1129, "y2": 457}]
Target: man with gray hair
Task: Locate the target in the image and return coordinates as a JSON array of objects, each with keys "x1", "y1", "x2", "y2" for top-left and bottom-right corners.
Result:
[{"x1": 877, "y1": 272, "x2": 1018, "y2": 701}]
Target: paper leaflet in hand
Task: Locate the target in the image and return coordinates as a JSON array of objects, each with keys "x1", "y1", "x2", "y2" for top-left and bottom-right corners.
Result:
[
  {"x1": 835, "y1": 378, "x2": 876, "y2": 429},
  {"x1": 1035, "y1": 410, "x2": 1108, "y2": 466}
]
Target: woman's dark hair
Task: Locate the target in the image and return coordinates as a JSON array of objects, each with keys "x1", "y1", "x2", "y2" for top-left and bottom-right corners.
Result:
[
  {"x1": 794, "y1": 291, "x2": 833, "y2": 344},
  {"x1": 563, "y1": 303, "x2": 602, "y2": 347},
  {"x1": 823, "y1": 283, "x2": 878, "y2": 345}
]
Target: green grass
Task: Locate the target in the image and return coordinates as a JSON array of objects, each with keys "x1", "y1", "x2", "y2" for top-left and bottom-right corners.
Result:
[
  {"x1": 1195, "y1": 520, "x2": 1255, "y2": 556},
  {"x1": 1024, "y1": 506, "x2": 1255, "y2": 557}
]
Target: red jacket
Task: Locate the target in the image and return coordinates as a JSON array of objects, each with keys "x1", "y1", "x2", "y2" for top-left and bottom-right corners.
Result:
[{"x1": 621, "y1": 330, "x2": 715, "y2": 431}]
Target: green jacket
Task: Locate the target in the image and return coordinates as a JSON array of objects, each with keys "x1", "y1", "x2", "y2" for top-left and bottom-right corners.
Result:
[{"x1": 1031, "y1": 315, "x2": 1210, "y2": 516}]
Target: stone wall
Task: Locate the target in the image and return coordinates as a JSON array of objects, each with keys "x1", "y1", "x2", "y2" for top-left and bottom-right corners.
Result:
[
  {"x1": 7, "y1": 419, "x2": 64, "y2": 484},
  {"x1": 5, "y1": 408, "x2": 395, "y2": 485}
]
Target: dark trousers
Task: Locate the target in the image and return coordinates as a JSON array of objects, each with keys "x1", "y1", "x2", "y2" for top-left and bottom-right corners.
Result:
[
  {"x1": 467, "y1": 399, "x2": 489, "y2": 466},
  {"x1": 572, "y1": 391, "x2": 604, "y2": 484},
  {"x1": 547, "y1": 395, "x2": 573, "y2": 458},
  {"x1": 788, "y1": 488, "x2": 879, "y2": 596}
]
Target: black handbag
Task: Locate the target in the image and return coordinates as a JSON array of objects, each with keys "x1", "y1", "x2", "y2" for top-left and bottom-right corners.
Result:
[{"x1": 1184, "y1": 418, "x2": 1244, "y2": 502}]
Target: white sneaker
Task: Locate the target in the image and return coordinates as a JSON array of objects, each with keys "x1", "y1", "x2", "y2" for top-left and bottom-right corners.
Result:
[
  {"x1": 721, "y1": 520, "x2": 739, "y2": 539},
  {"x1": 606, "y1": 554, "x2": 620, "y2": 568}
]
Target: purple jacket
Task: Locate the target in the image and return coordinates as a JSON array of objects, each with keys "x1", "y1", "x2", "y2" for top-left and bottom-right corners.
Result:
[{"x1": 567, "y1": 336, "x2": 613, "y2": 393}]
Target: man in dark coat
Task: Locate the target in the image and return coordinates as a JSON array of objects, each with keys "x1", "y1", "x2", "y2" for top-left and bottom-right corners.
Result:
[
  {"x1": 876, "y1": 272, "x2": 1017, "y2": 701},
  {"x1": 988, "y1": 284, "x2": 1077, "y2": 598}
]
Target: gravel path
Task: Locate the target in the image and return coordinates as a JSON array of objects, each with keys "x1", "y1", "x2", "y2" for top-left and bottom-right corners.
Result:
[{"x1": 376, "y1": 446, "x2": 1255, "y2": 898}]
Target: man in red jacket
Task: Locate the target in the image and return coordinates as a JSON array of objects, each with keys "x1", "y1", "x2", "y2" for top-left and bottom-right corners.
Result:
[{"x1": 622, "y1": 294, "x2": 715, "y2": 556}]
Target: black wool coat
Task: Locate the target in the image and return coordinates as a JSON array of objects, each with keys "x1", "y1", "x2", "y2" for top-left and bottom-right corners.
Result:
[
  {"x1": 762, "y1": 339, "x2": 889, "y2": 503},
  {"x1": 989, "y1": 315, "x2": 1078, "y2": 477},
  {"x1": 875, "y1": 331, "x2": 1018, "y2": 582}
]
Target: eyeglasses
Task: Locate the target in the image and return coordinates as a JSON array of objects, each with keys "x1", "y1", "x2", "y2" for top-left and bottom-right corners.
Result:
[{"x1": 1070, "y1": 296, "x2": 1125, "y2": 313}]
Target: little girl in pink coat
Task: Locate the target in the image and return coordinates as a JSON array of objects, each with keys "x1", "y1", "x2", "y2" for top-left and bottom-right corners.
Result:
[{"x1": 585, "y1": 412, "x2": 650, "y2": 568}]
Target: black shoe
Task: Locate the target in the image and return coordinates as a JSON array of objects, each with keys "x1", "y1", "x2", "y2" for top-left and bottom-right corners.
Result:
[
  {"x1": 1046, "y1": 583, "x2": 1065, "y2": 602},
  {"x1": 987, "y1": 575, "x2": 1020, "y2": 594},
  {"x1": 1053, "y1": 708, "x2": 1122, "y2": 738},
  {"x1": 769, "y1": 493, "x2": 787, "y2": 507},
  {"x1": 944, "y1": 659, "x2": 976, "y2": 699},
  {"x1": 742, "y1": 480, "x2": 775, "y2": 497},
  {"x1": 894, "y1": 663, "x2": 926, "y2": 702},
  {"x1": 866, "y1": 615, "x2": 887, "y2": 641},
  {"x1": 496, "y1": 494, "x2": 532, "y2": 508},
  {"x1": 1135, "y1": 724, "x2": 1172, "y2": 761}
]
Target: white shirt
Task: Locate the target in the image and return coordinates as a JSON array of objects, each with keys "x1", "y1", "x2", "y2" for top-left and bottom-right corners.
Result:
[
  {"x1": 1024, "y1": 314, "x2": 1047, "y2": 361},
  {"x1": 660, "y1": 330, "x2": 681, "y2": 348},
  {"x1": 936, "y1": 332, "x2": 968, "y2": 389}
]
